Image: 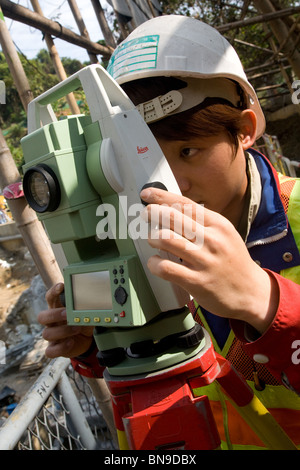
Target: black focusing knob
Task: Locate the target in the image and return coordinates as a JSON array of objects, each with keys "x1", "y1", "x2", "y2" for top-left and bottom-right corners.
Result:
[{"x1": 140, "y1": 182, "x2": 168, "y2": 205}]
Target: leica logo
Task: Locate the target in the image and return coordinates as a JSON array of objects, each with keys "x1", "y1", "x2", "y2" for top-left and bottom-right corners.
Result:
[{"x1": 137, "y1": 146, "x2": 149, "y2": 154}]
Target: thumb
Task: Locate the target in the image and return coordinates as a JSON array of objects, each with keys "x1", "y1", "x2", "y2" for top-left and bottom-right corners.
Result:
[{"x1": 46, "y1": 282, "x2": 65, "y2": 309}]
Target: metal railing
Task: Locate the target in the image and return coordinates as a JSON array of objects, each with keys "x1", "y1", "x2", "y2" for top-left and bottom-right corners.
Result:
[{"x1": 0, "y1": 357, "x2": 116, "y2": 450}]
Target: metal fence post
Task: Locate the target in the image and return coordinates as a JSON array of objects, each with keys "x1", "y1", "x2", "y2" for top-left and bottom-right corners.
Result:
[
  {"x1": 55, "y1": 371, "x2": 99, "y2": 450},
  {"x1": 0, "y1": 357, "x2": 70, "y2": 450}
]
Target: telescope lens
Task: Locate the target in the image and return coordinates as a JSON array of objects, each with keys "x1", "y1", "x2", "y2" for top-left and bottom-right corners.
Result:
[
  {"x1": 23, "y1": 164, "x2": 61, "y2": 213},
  {"x1": 30, "y1": 172, "x2": 50, "y2": 208}
]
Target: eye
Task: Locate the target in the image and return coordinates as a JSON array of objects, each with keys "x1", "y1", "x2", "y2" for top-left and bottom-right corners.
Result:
[{"x1": 180, "y1": 147, "x2": 198, "y2": 159}]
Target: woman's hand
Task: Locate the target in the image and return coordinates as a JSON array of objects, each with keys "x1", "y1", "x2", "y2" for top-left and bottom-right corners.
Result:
[
  {"x1": 38, "y1": 282, "x2": 94, "y2": 358},
  {"x1": 140, "y1": 187, "x2": 279, "y2": 334}
]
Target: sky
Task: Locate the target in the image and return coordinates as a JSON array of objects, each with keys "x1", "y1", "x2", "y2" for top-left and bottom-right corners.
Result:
[{"x1": 2, "y1": 0, "x2": 112, "y2": 63}]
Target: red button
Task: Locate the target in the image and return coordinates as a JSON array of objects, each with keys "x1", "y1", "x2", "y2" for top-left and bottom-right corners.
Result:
[{"x1": 119, "y1": 311, "x2": 125, "y2": 317}]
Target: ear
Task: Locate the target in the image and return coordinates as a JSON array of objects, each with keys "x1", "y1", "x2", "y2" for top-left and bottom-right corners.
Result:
[{"x1": 239, "y1": 109, "x2": 257, "y2": 150}]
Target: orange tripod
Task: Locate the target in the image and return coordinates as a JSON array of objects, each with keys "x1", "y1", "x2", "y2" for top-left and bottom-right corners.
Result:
[{"x1": 95, "y1": 320, "x2": 298, "y2": 451}]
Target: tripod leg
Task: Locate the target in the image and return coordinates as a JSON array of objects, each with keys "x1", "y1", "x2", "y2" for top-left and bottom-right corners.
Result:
[{"x1": 109, "y1": 386, "x2": 131, "y2": 450}]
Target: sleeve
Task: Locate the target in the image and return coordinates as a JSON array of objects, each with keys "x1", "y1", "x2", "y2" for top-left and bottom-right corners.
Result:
[
  {"x1": 230, "y1": 270, "x2": 300, "y2": 395},
  {"x1": 70, "y1": 340, "x2": 105, "y2": 379}
]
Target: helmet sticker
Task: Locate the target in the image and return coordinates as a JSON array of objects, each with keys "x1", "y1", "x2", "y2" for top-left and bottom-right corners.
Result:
[{"x1": 108, "y1": 35, "x2": 159, "y2": 79}]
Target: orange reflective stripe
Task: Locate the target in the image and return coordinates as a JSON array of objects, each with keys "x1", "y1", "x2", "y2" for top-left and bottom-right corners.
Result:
[{"x1": 207, "y1": 399, "x2": 300, "y2": 448}]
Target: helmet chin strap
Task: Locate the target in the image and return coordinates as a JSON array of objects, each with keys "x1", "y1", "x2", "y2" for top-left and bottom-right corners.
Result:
[{"x1": 136, "y1": 77, "x2": 244, "y2": 124}]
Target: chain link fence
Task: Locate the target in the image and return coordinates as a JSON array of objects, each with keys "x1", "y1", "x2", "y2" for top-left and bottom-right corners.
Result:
[{"x1": 0, "y1": 357, "x2": 117, "y2": 450}]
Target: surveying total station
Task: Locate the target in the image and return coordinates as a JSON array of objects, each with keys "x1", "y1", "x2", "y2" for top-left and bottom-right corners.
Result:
[{"x1": 21, "y1": 65, "x2": 297, "y2": 450}]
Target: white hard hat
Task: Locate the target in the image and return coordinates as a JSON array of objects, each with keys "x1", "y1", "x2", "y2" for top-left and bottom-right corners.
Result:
[{"x1": 107, "y1": 15, "x2": 265, "y2": 139}]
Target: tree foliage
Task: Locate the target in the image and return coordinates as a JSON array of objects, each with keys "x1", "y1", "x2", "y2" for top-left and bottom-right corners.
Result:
[{"x1": 160, "y1": 0, "x2": 198, "y2": 16}]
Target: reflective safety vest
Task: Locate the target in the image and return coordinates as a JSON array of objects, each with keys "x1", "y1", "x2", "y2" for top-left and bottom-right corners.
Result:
[{"x1": 190, "y1": 173, "x2": 300, "y2": 450}]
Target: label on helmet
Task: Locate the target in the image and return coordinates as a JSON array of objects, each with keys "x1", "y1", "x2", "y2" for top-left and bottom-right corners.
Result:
[{"x1": 107, "y1": 35, "x2": 159, "y2": 80}]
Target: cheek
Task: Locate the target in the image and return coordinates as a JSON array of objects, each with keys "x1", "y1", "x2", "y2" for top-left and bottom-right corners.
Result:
[
  {"x1": 210, "y1": 145, "x2": 245, "y2": 184},
  {"x1": 196, "y1": 160, "x2": 242, "y2": 208}
]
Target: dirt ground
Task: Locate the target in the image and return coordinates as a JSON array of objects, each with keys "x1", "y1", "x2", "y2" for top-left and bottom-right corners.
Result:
[
  {"x1": 0, "y1": 244, "x2": 43, "y2": 409},
  {"x1": 0, "y1": 245, "x2": 38, "y2": 339}
]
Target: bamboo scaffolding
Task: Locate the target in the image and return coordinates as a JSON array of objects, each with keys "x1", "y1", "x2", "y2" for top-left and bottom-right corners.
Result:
[
  {"x1": 30, "y1": 0, "x2": 81, "y2": 115},
  {"x1": 1, "y1": 0, "x2": 114, "y2": 58}
]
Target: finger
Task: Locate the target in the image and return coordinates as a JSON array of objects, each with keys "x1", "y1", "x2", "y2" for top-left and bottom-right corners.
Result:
[
  {"x1": 140, "y1": 188, "x2": 203, "y2": 220},
  {"x1": 144, "y1": 204, "x2": 204, "y2": 244},
  {"x1": 45, "y1": 339, "x2": 75, "y2": 359},
  {"x1": 44, "y1": 334, "x2": 94, "y2": 359},
  {"x1": 42, "y1": 324, "x2": 81, "y2": 342},
  {"x1": 148, "y1": 228, "x2": 203, "y2": 263},
  {"x1": 38, "y1": 307, "x2": 66, "y2": 327},
  {"x1": 45, "y1": 283, "x2": 65, "y2": 309},
  {"x1": 140, "y1": 187, "x2": 221, "y2": 226},
  {"x1": 140, "y1": 187, "x2": 194, "y2": 208},
  {"x1": 147, "y1": 255, "x2": 196, "y2": 292}
]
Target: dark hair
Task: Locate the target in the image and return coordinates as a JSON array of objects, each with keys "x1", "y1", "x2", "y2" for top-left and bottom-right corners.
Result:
[{"x1": 122, "y1": 77, "x2": 245, "y2": 153}]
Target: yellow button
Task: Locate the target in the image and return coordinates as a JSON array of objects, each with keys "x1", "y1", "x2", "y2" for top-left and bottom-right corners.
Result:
[
  {"x1": 83, "y1": 317, "x2": 90, "y2": 323},
  {"x1": 93, "y1": 317, "x2": 101, "y2": 323},
  {"x1": 104, "y1": 317, "x2": 111, "y2": 323},
  {"x1": 74, "y1": 317, "x2": 81, "y2": 323}
]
